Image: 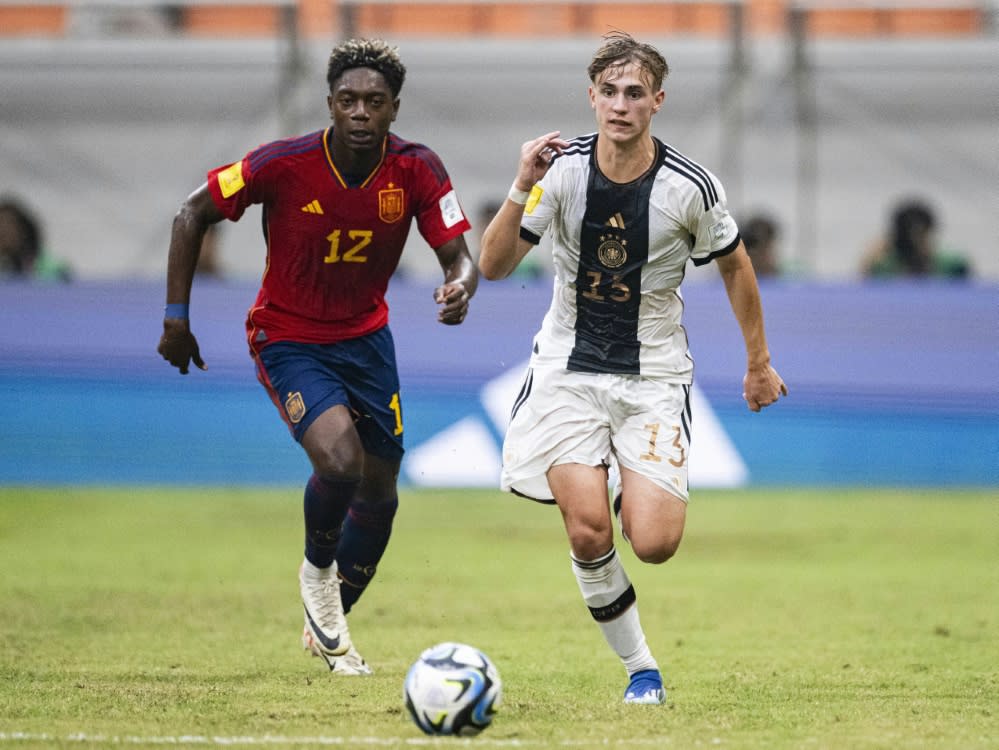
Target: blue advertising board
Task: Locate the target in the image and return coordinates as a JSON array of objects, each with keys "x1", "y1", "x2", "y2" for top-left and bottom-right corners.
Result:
[{"x1": 0, "y1": 278, "x2": 995, "y2": 487}]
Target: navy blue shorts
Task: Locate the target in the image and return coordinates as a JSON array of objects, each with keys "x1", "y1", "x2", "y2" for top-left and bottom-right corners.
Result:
[{"x1": 253, "y1": 326, "x2": 404, "y2": 460}]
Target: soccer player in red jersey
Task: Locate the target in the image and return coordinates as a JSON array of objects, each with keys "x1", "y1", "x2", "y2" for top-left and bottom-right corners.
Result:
[{"x1": 158, "y1": 39, "x2": 478, "y2": 675}]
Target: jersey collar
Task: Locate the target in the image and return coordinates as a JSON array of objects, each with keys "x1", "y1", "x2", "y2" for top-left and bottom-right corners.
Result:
[{"x1": 323, "y1": 126, "x2": 387, "y2": 189}]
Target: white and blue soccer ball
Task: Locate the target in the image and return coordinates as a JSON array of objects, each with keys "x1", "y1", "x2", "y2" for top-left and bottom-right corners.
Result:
[{"x1": 403, "y1": 642, "x2": 502, "y2": 736}]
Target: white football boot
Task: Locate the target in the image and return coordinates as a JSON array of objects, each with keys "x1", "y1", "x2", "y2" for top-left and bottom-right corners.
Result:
[
  {"x1": 302, "y1": 629, "x2": 373, "y2": 675},
  {"x1": 299, "y1": 560, "x2": 351, "y2": 658}
]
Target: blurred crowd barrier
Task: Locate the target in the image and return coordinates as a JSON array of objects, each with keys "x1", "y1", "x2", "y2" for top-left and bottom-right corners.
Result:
[
  {"x1": 2, "y1": 1, "x2": 997, "y2": 282},
  {"x1": 1, "y1": 0, "x2": 993, "y2": 40},
  {"x1": 0, "y1": 278, "x2": 995, "y2": 488}
]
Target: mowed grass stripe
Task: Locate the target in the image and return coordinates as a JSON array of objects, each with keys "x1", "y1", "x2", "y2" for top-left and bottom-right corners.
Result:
[{"x1": 0, "y1": 730, "x2": 678, "y2": 746}]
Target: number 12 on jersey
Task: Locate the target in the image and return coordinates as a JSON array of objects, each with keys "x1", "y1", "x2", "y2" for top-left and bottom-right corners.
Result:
[{"x1": 324, "y1": 229, "x2": 372, "y2": 264}]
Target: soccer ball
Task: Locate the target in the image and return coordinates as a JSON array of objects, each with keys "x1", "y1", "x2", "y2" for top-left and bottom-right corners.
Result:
[{"x1": 403, "y1": 642, "x2": 502, "y2": 736}]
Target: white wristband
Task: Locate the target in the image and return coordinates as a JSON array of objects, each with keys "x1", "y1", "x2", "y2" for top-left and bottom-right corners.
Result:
[{"x1": 508, "y1": 184, "x2": 531, "y2": 205}]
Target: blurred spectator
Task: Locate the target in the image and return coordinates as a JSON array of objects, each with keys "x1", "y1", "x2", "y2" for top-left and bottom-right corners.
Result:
[
  {"x1": 0, "y1": 196, "x2": 72, "y2": 282},
  {"x1": 862, "y1": 198, "x2": 970, "y2": 279},
  {"x1": 69, "y1": 5, "x2": 181, "y2": 37},
  {"x1": 741, "y1": 213, "x2": 781, "y2": 278}
]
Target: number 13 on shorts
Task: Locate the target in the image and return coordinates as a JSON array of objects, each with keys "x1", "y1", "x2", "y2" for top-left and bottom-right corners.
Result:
[{"x1": 640, "y1": 423, "x2": 687, "y2": 468}]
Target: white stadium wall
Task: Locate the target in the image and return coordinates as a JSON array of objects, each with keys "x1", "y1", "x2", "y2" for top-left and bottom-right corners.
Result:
[{"x1": 0, "y1": 37, "x2": 996, "y2": 282}]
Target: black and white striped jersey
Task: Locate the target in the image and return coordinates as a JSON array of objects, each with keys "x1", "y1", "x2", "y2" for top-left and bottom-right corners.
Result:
[{"x1": 519, "y1": 133, "x2": 740, "y2": 379}]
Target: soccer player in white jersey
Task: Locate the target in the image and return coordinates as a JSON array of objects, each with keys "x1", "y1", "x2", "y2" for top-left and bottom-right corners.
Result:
[{"x1": 479, "y1": 32, "x2": 787, "y2": 705}]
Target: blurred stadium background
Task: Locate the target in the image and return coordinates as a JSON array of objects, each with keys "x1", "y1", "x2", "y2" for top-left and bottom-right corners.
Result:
[{"x1": 1, "y1": 0, "x2": 996, "y2": 489}]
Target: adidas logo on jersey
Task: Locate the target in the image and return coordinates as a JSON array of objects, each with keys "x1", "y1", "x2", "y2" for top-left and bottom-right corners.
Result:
[
  {"x1": 301, "y1": 200, "x2": 324, "y2": 214},
  {"x1": 605, "y1": 212, "x2": 625, "y2": 230}
]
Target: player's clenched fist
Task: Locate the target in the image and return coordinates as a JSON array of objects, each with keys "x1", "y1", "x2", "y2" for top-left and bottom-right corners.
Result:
[{"x1": 158, "y1": 319, "x2": 206, "y2": 375}]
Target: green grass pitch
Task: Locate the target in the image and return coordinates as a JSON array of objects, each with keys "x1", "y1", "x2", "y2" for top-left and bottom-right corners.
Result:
[{"x1": 0, "y1": 486, "x2": 995, "y2": 749}]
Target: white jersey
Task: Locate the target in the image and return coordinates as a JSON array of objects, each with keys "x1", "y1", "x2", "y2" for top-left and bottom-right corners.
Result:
[{"x1": 519, "y1": 133, "x2": 739, "y2": 380}]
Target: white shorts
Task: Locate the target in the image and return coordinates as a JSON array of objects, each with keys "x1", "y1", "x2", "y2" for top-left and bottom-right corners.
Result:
[{"x1": 500, "y1": 365, "x2": 692, "y2": 503}]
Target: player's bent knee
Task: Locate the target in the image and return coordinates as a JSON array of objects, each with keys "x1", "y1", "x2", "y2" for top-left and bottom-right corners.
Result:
[
  {"x1": 635, "y1": 547, "x2": 675, "y2": 565},
  {"x1": 631, "y1": 535, "x2": 682, "y2": 565},
  {"x1": 310, "y1": 446, "x2": 364, "y2": 482},
  {"x1": 302, "y1": 406, "x2": 365, "y2": 478},
  {"x1": 567, "y1": 526, "x2": 613, "y2": 562}
]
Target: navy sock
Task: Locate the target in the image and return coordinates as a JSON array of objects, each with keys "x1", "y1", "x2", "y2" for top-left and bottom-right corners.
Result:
[
  {"x1": 336, "y1": 496, "x2": 398, "y2": 614},
  {"x1": 303, "y1": 473, "x2": 358, "y2": 568}
]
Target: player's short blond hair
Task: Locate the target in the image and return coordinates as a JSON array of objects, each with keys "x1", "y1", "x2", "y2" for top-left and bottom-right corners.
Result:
[
  {"x1": 587, "y1": 31, "x2": 669, "y2": 92},
  {"x1": 327, "y1": 38, "x2": 407, "y2": 97}
]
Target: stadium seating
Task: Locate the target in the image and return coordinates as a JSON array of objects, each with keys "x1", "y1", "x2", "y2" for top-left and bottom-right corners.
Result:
[
  {"x1": 0, "y1": 0, "x2": 988, "y2": 38},
  {"x1": 0, "y1": 4, "x2": 67, "y2": 34}
]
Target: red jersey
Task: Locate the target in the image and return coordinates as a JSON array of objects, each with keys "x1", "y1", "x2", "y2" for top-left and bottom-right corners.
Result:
[{"x1": 206, "y1": 128, "x2": 470, "y2": 348}]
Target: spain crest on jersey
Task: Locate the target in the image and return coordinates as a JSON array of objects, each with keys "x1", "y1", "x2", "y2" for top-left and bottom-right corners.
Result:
[
  {"x1": 284, "y1": 391, "x2": 306, "y2": 424},
  {"x1": 378, "y1": 187, "x2": 405, "y2": 223}
]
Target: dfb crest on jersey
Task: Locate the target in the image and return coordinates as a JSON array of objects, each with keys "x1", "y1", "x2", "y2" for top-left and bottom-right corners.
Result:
[
  {"x1": 379, "y1": 187, "x2": 405, "y2": 223},
  {"x1": 597, "y1": 234, "x2": 627, "y2": 268}
]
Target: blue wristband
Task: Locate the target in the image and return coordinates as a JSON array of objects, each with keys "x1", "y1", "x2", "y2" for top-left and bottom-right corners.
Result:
[{"x1": 164, "y1": 303, "x2": 190, "y2": 320}]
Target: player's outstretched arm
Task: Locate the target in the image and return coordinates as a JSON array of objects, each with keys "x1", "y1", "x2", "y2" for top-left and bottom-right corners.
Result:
[
  {"x1": 433, "y1": 234, "x2": 478, "y2": 325},
  {"x1": 716, "y1": 243, "x2": 788, "y2": 412},
  {"x1": 157, "y1": 183, "x2": 224, "y2": 374},
  {"x1": 479, "y1": 131, "x2": 569, "y2": 281}
]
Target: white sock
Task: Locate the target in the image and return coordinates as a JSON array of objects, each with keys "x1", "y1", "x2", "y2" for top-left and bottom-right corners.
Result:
[
  {"x1": 301, "y1": 558, "x2": 336, "y2": 580},
  {"x1": 571, "y1": 547, "x2": 659, "y2": 676}
]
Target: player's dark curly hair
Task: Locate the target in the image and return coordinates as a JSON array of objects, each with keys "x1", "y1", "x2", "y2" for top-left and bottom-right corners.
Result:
[
  {"x1": 327, "y1": 38, "x2": 407, "y2": 98},
  {"x1": 587, "y1": 31, "x2": 669, "y2": 91}
]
